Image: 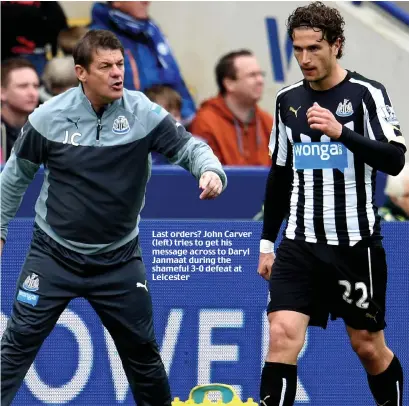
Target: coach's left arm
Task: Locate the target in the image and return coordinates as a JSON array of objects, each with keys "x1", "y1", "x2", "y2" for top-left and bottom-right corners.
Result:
[{"x1": 146, "y1": 101, "x2": 227, "y2": 198}]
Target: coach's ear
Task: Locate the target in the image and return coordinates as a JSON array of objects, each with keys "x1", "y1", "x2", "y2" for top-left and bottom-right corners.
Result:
[{"x1": 75, "y1": 65, "x2": 87, "y2": 83}]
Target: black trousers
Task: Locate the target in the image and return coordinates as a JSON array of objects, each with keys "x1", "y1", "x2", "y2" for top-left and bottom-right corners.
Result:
[{"x1": 1, "y1": 226, "x2": 171, "y2": 405}]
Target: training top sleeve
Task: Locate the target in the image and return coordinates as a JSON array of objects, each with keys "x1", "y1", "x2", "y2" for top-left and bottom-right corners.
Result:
[
  {"x1": 1, "y1": 120, "x2": 47, "y2": 241},
  {"x1": 145, "y1": 100, "x2": 227, "y2": 190}
]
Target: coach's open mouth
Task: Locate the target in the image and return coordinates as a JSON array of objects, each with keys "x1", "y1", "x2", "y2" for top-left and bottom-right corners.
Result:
[{"x1": 111, "y1": 81, "x2": 123, "y2": 90}]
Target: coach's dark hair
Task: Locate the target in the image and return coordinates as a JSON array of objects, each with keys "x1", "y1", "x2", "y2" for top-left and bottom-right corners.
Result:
[
  {"x1": 1, "y1": 58, "x2": 38, "y2": 87},
  {"x1": 286, "y1": 1, "x2": 346, "y2": 58},
  {"x1": 215, "y1": 49, "x2": 253, "y2": 95},
  {"x1": 73, "y1": 29, "x2": 124, "y2": 70}
]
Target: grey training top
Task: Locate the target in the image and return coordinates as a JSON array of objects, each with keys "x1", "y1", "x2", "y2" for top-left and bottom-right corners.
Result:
[{"x1": 1, "y1": 85, "x2": 227, "y2": 254}]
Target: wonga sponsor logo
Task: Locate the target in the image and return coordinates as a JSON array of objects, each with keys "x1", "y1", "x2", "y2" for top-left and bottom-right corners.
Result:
[
  {"x1": 293, "y1": 142, "x2": 348, "y2": 171},
  {"x1": 17, "y1": 289, "x2": 39, "y2": 307}
]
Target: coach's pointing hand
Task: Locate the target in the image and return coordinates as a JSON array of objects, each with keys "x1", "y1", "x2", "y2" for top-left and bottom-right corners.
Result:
[
  {"x1": 307, "y1": 102, "x2": 343, "y2": 139},
  {"x1": 199, "y1": 171, "x2": 223, "y2": 200}
]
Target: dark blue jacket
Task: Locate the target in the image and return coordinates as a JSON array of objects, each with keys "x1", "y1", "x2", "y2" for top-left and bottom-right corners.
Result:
[{"x1": 90, "y1": 2, "x2": 196, "y2": 124}]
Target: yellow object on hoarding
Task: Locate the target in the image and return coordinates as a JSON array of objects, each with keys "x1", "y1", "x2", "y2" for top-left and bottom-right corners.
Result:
[{"x1": 172, "y1": 384, "x2": 258, "y2": 405}]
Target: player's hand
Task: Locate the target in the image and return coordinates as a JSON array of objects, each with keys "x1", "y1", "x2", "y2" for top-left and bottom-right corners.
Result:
[
  {"x1": 257, "y1": 252, "x2": 275, "y2": 281},
  {"x1": 307, "y1": 102, "x2": 343, "y2": 139},
  {"x1": 199, "y1": 171, "x2": 223, "y2": 200},
  {"x1": 0, "y1": 239, "x2": 4, "y2": 256}
]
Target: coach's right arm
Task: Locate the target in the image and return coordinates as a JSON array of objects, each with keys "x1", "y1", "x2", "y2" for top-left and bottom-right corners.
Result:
[{"x1": 1, "y1": 119, "x2": 46, "y2": 250}]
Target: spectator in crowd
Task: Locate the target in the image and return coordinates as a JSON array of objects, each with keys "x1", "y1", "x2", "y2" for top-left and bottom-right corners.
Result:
[
  {"x1": 57, "y1": 26, "x2": 89, "y2": 55},
  {"x1": 39, "y1": 56, "x2": 79, "y2": 103},
  {"x1": 89, "y1": 1, "x2": 196, "y2": 125},
  {"x1": 190, "y1": 50, "x2": 273, "y2": 166},
  {"x1": 1, "y1": 1, "x2": 68, "y2": 76},
  {"x1": 1, "y1": 58, "x2": 39, "y2": 163},
  {"x1": 379, "y1": 164, "x2": 409, "y2": 221},
  {"x1": 144, "y1": 84, "x2": 194, "y2": 164},
  {"x1": 145, "y1": 84, "x2": 182, "y2": 123}
]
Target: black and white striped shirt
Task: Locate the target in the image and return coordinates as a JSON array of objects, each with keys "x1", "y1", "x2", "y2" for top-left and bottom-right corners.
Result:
[{"x1": 264, "y1": 71, "x2": 406, "y2": 246}]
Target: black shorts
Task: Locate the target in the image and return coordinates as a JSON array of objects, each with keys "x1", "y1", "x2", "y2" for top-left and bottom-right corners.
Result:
[
  {"x1": 267, "y1": 238, "x2": 387, "y2": 332},
  {"x1": 10, "y1": 225, "x2": 155, "y2": 342}
]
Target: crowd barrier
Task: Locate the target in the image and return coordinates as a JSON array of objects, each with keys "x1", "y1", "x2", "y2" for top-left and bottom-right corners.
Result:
[
  {"x1": 14, "y1": 166, "x2": 388, "y2": 220},
  {"x1": 353, "y1": 1, "x2": 409, "y2": 26},
  {"x1": 1, "y1": 219, "x2": 408, "y2": 405}
]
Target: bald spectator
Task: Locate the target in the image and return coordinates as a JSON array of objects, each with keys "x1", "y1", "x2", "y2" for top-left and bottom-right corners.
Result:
[
  {"x1": 190, "y1": 50, "x2": 273, "y2": 166},
  {"x1": 379, "y1": 164, "x2": 409, "y2": 221},
  {"x1": 39, "y1": 56, "x2": 78, "y2": 103},
  {"x1": 1, "y1": 58, "x2": 39, "y2": 162}
]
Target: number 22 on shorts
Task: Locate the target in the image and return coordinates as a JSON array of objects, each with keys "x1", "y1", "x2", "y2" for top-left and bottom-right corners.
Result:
[{"x1": 338, "y1": 280, "x2": 370, "y2": 309}]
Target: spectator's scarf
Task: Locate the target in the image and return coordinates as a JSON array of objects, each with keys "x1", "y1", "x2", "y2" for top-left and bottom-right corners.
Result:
[{"x1": 108, "y1": 9, "x2": 179, "y2": 73}]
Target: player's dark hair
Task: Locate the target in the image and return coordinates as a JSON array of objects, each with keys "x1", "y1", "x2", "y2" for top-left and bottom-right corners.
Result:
[
  {"x1": 73, "y1": 29, "x2": 124, "y2": 70},
  {"x1": 215, "y1": 49, "x2": 253, "y2": 95},
  {"x1": 287, "y1": 1, "x2": 345, "y2": 58}
]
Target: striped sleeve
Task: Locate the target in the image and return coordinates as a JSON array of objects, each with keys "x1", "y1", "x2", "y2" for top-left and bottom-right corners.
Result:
[
  {"x1": 262, "y1": 91, "x2": 293, "y2": 243},
  {"x1": 352, "y1": 78, "x2": 406, "y2": 148},
  {"x1": 268, "y1": 95, "x2": 291, "y2": 167}
]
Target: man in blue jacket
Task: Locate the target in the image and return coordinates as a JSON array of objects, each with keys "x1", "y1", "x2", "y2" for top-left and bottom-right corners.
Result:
[
  {"x1": 90, "y1": 1, "x2": 197, "y2": 125},
  {"x1": 0, "y1": 29, "x2": 226, "y2": 406}
]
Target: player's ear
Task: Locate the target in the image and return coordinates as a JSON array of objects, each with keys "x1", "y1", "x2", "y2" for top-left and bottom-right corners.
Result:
[{"x1": 333, "y1": 38, "x2": 341, "y2": 57}]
